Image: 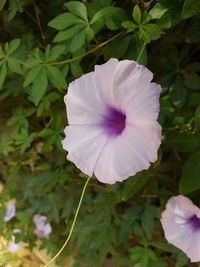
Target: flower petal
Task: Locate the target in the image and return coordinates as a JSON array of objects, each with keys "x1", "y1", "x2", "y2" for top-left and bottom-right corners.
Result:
[
  {"x1": 94, "y1": 58, "x2": 118, "y2": 106},
  {"x1": 66, "y1": 58, "x2": 119, "y2": 125},
  {"x1": 67, "y1": 133, "x2": 108, "y2": 176},
  {"x1": 125, "y1": 82, "x2": 162, "y2": 121},
  {"x1": 161, "y1": 195, "x2": 200, "y2": 262},
  {"x1": 112, "y1": 60, "x2": 153, "y2": 106},
  {"x1": 62, "y1": 125, "x2": 104, "y2": 152},
  {"x1": 125, "y1": 124, "x2": 160, "y2": 163},
  {"x1": 65, "y1": 72, "x2": 105, "y2": 125},
  {"x1": 94, "y1": 126, "x2": 150, "y2": 184}
]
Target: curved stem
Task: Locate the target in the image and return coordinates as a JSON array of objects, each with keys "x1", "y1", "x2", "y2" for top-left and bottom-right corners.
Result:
[
  {"x1": 48, "y1": 31, "x2": 126, "y2": 66},
  {"x1": 43, "y1": 176, "x2": 91, "y2": 267}
]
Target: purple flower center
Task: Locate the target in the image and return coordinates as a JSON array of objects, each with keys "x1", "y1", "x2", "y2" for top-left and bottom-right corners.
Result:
[
  {"x1": 101, "y1": 106, "x2": 126, "y2": 137},
  {"x1": 187, "y1": 215, "x2": 200, "y2": 230}
]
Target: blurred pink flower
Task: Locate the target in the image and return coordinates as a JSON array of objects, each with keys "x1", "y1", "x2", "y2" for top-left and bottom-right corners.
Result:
[
  {"x1": 4, "y1": 202, "x2": 16, "y2": 222},
  {"x1": 33, "y1": 214, "x2": 52, "y2": 238},
  {"x1": 161, "y1": 195, "x2": 200, "y2": 262},
  {"x1": 62, "y1": 58, "x2": 161, "y2": 184}
]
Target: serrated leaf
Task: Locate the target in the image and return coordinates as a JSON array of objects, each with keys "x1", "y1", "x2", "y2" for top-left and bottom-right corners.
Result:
[
  {"x1": 132, "y1": 5, "x2": 141, "y2": 25},
  {"x1": 7, "y1": 58, "x2": 22, "y2": 74},
  {"x1": 23, "y1": 66, "x2": 42, "y2": 87},
  {"x1": 179, "y1": 151, "x2": 200, "y2": 194},
  {"x1": 182, "y1": 0, "x2": 200, "y2": 19},
  {"x1": 0, "y1": 61, "x2": 7, "y2": 89},
  {"x1": 46, "y1": 65, "x2": 67, "y2": 88},
  {"x1": 54, "y1": 24, "x2": 84, "y2": 42},
  {"x1": 31, "y1": 67, "x2": 48, "y2": 105},
  {"x1": 66, "y1": 1, "x2": 88, "y2": 22},
  {"x1": 48, "y1": 12, "x2": 84, "y2": 31}
]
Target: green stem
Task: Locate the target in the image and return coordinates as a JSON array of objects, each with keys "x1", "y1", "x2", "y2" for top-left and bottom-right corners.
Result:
[
  {"x1": 43, "y1": 176, "x2": 91, "y2": 267},
  {"x1": 48, "y1": 31, "x2": 126, "y2": 66},
  {"x1": 136, "y1": 42, "x2": 146, "y2": 62}
]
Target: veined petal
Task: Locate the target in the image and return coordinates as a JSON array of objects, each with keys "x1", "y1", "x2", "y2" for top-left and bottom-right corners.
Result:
[
  {"x1": 125, "y1": 124, "x2": 160, "y2": 163},
  {"x1": 94, "y1": 126, "x2": 150, "y2": 184},
  {"x1": 62, "y1": 125, "x2": 104, "y2": 152},
  {"x1": 67, "y1": 134, "x2": 108, "y2": 177},
  {"x1": 66, "y1": 72, "x2": 106, "y2": 125},
  {"x1": 125, "y1": 82, "x2": 162, "y2": 121},
  {"x1": 94, "y1": 58, "x2": 118, "y2": 106},
  {"x1": 112, "y1": 60, "x2": 153, "y2": 108}
]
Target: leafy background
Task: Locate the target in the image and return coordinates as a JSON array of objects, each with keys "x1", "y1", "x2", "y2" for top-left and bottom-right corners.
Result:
[{"x1": 0, "y1": 0, "x2": 200, "y2": 266}]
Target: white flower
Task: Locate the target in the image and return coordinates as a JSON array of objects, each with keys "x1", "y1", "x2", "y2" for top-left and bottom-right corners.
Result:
[
  {"x1": 4, "y1": 202, "x2": 16, "y2": 222},
  {"x1": 33, "y1": 214, "x2": 52, "y2": 238},
  {"x1": 161, "y1": 195, "x2": 200, "y2": 262},
  {"x1": 62, "y1": 58, "x2": 161, "y2": 184}
]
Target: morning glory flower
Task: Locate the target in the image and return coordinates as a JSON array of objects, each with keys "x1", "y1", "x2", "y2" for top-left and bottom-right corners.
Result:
[
  {"x1": 4, "y1": 202, "x2": 16, "y2": 222},
  {"x1": 161, "y1": 195, "x2": 200, "y2": 262},
  {"x1": 62, "y1": 58, "x2": 161, "y2": 184},
  {"x1": 33, "y1": 214, "x2": 52, "y2": 238},
  {"x1": 8, "y1": 229, "x2": 22, "y2": 253}
]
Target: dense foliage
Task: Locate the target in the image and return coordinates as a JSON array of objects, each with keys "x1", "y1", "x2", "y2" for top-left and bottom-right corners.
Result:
[{"x1": 0, "y1": 0, "x2": 200, "y2": 266}]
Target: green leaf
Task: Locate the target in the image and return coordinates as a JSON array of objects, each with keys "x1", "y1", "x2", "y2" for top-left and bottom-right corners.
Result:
[
  {"x1": 54, "y1": 24, "x2": 84, "y2": 42},
  {"x1": 90, "y1": 7, "x2": 122, "y2": 24},
  {"x1": 130, "y1": 246, "x2": 144, "y2": 261},
  {"x1": 85, "y1": 27, "x2": 95, "y2": 42},
  {"x1": 132, "y1": 5, "x2": 141, "y2": 25},
  {"x1": 149, "y1": 3, "x2": 168, "y2": 19},
  {"x1": 46, "y1": 45, "x2": 66, "y2": 62},
  {"x1": 182, "y1": 0, "x2": 200, "y2": 19},
  {"x1": 121, "y1": 21, "x2": 137, "y2": 32},
  {"x1": 48, "y1": 13, "x2": 84, "y2": 31},
  {"x1": 105, "y1": 35, "x2": 132, "y2": 59},
  {"x1": 0, "y1": 61, "x2": 7, "y2": 89},
  {"x1": 121, "y1": 172, "x2": 150, "y2": 201},
  {"x1": 195, "y1": 105, "x2": 200, "y2": 130},
  {"x1": 23, "y1": 66, "x2": 42, "y2": 87},
  {"x1": 46, "y1": 65, "x2": 67, "y2": 88},
  {"x1": 170, "y1": 78, "x2": 187, "y2": 108},
  {"x1": 0, "y1": 46, "x2": 5, "y2": 59},
  {"x1": 166, "y1": 133, "x2": 200, "y2": 151},
  {"x1": 31, "y1": 67, "x2": 48, "y2": 105},
  {"x1": 141, "y1": 205, "x2": 157, "y2": 239},
  {"x1": 7, "y1": 58, "x2": 22, "y2": 74},
  {"x1": 70, "y1": 30, "x2": 86, "y2": 52},
  {"x1": 184, "y1": 73, "x2": 200, "y2": 90},
  {"x1": 7, "y1": 39, "x2": 21, "y2": 54},
  {"x1": 70, "y1": 62, "x2": 83, "y2": 78},
  {"x1": 142, "y1": 23, "x2": 163, "y2": 40},
  {"x1": 179, "y1": 151, "x2": 200, "y2": 194},
  {"x1": 0, "y1": 0, "x2": 7, "y2": 12},
  {"x1": 66, "y1": 1, "x2": 88, "y2": 22}
]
